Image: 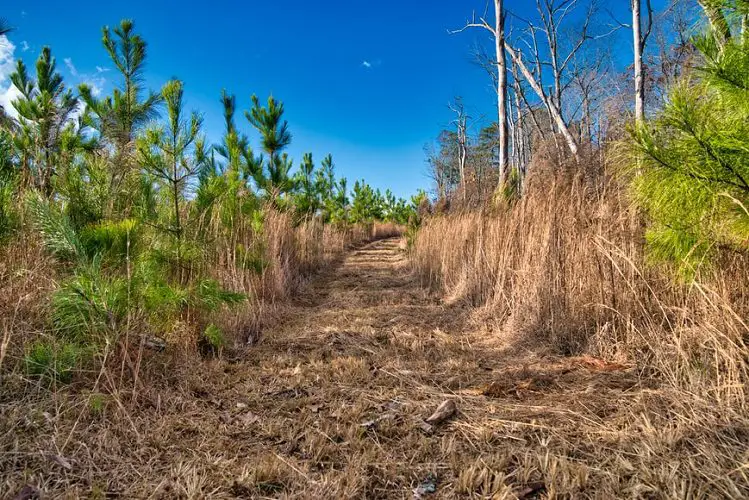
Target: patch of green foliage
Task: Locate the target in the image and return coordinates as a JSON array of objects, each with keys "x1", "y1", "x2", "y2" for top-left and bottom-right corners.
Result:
[
  {"x1": 202, "y1": 323, "x2": 227, "y2": 356},
  {"x1": 0, "y1": 131, "x2": 18, "y2": 242},
  {"x1": 629, "y1": 7, "x2": 749, "y2": 279},
  {"x1": 405, "y1": 190, "x2": 430, "y2": 249},
  {"x1": 88, "y1": 393, "x2": 107, "y2": 417},
  {"x1": 24, "y1": 341, "x2": 83, "y2": 383}
]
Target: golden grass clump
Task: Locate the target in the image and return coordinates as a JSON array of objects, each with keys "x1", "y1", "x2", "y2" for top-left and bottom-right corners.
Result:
[{"x1": 413, "y1": 167, "x2": 749, "y2": 417}]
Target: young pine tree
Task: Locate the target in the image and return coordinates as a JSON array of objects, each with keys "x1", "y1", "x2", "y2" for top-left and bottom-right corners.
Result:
[
  {"x1": 137, "y1": 80, "x2": 205, "y2": 271},
  {"x1": 294, "y1": 152, "x2": 318, "y2": 217},
  {"x1": 9, "y1": 48, "x2": 81, "y2": 197},
  {"x1": 630, "y1": 7, "x2": 749, "y2": 277},
  {"x1": 79, "y1": 19, "x2": 162, "y2": 217},
  {"x1": 245, "y1": 95, "x2": 294, "y2": 205}
]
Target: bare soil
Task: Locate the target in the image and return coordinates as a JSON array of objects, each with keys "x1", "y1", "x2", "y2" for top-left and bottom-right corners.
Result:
[{"x1": 2, "y1": 238, "x2": 731, "y2": 498}]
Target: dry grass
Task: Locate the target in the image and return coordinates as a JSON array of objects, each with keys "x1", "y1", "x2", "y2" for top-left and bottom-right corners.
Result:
[
  {"x1": 184, "y1": 210, "x2": 403, "y2": 347},
  {"x1": 413, "y1": 171, "x2": 749, "y2": 497},
  {"x1": 1, "y1": 177, "x2": 748, "y2": 497},
  {"x1": 1, "y1": 216, "x2": 423, "y2": 498},
  {"x1": 1, "y1": 233, "x2": 747, "y2": 498},
  {"x1": 0, "y1": 208, "x2": 398, "y2": 364},
  {"x1": 0, "y1": 232, "x2": 58, "y2": 377}
]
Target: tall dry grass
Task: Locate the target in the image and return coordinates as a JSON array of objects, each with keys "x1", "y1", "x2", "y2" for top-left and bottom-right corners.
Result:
[
  {"x1": 413, "y1": 166, "x2": 749, "y2": 495},
  {"x1": 413, "y1": 169, "x2": 749, "y2": 407},
  {"x1": 0, "y1": 232, "x2": 57, "y2": 378},
  {"x1": 206, "y1": 212, "x2": 402, "y2": 345}
]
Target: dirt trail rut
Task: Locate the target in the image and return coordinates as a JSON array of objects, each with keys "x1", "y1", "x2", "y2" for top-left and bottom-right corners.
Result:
[{"x1": 187, "y1": 237, "x2": 635, "y2": 498}]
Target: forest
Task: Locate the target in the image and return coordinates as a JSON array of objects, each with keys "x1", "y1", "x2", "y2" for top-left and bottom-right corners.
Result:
[{"x1": 0, "y1": 0, "x2": 748, "y2": 498}]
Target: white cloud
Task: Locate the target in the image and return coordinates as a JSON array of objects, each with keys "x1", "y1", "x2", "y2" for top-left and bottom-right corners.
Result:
[
  {"x1": 0, "y1": 35, "x2": 20, "y2": 119},
  {"x1": 362, "y1": 60, "x2": 372, "y2": 68},
  {"x1": 65, "y1": 57, "x2": 107, "y2": 96},
  {"x1": 84, "y1": 76, "x2": 105, "y2": 96},
  {"x1": 0, "y1": 37, "x2": 14, "y2": 76},
  {"x1": 69, "y1": 100, "x2": 87, "y2": 125},
  {"x1": 0, "y1": 39, "x2": 108, "y2": 122},
  {"x1": 65, "y1": 60, "x2": 108, "y2": 97},
  {"x1": 21, "y1": 41, "x2": 29, "y2": 52},
  {"x1": 63, "y1": 57, "x2": 78, "y2": 77}
]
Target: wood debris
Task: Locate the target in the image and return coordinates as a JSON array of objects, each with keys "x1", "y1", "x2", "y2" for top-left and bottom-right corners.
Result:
[{"x1": 425, "y1": 399, "x2": 457, "y2": 425}]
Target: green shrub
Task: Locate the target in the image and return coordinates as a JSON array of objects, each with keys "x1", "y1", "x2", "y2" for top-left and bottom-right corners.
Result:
[
  {"x1": 51, "y1": 260, "x2": 127, "y2": 343},
  {"x1": 202, "y1": 323, "x2": 227, "y2": 355},
  {"x1": 25, "y1": 191, "x2": 84, "y2": 261},
  {"x1": 88, "y1": 392, "x2": 106, "y2": 417},
  {"x1": 79, "y1": 218, "x2": 138, "y2": 262},
  {"x1": 24, "y1": 341, "x2": 83, "y2": 383},
  {"x1": 236, "y1": 242, "x2": 266, "y2": 274},
  {"x1": 0, "y1": 182, "x2": 17, "y2": 243}
]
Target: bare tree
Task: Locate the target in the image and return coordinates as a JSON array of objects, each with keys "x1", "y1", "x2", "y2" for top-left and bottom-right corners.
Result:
[
  {"x1": 496, "y1": 0, "x2": 509, "y2": 187},
  {"x1": 453, "y1": 0, "x2": 509, "y2": 188},
  {"x1": 534, "y1": 0, "x2": 596, "y2": 112},
  {"x1": 508, "y1": 0, "x2": 622, "y2": 160},
  {"x1": 654, "y1": 1, "x2": 698, "y2": 93},
  {"x1": 512, "y1": 58, "x2": 548, "y2": 144},
  {"x1": 506, "y1": 0, "x2": 598, "y2": 159},
  {"x1": 505, "y1": 44, "x2": 580, "y2": 159},
  {"x1": 568, "y1": 49, "x2": 610, "y2": 145},
  {"x1": 510, "y1": 64, "x2": 528, "y2": 192},
  {"x1": 424, "y1": 143, "x2": 447, "y2": 201},
  {"x1": 632, "y1": 0, "x2": 653, "y2": 124},
  {"x1": 425, "y1": 131, "x2": 461, "y2": 202}
]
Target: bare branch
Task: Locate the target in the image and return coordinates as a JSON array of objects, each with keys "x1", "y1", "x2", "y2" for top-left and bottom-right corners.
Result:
[
  {"x1": 505, "y1": 42, "x2": 579, "y2": 158},
  {"x1": 449, "y1": 10, "x2": 495, "y2": 35},
  {"x1": 642, "y1": 0, "x2": 654, "y2": 48}
]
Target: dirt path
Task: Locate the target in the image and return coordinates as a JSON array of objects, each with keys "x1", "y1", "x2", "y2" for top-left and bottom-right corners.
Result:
[{"x1": 4, "y1": 237, "x2": 645, "y2": 498}]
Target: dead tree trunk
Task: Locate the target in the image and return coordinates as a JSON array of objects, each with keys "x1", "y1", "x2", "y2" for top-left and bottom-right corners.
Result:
[
  {"x1": 453, "y1": 1, "x2": 509, "y2": 188},
  {"x1": 495, "y1": 0, "x2": 509, "y2": 187},
  {"x1": 449, "y1": 99, "x2": 469, "y2": 204},
  {"x1": 632, "y1": 0, "x2": 653, "y2": 125},
  {"x1": 505, "y1": 44, "x2": 580, "y2": 160},
  {"x1": 512, "y1": 63, "x2": 527, "y2": 192}
]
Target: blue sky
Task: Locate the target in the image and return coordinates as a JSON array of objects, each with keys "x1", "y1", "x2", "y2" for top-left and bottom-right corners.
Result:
[{"x1": 1, "y1": 1, "x2": 672, "y2": 198}]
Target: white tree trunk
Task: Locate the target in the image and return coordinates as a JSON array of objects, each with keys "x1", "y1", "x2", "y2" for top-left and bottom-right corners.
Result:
[
  {"x1": 458, "y1": 121, "x2": 467, "y2": 203},
  {"x1": 633, "y1": 0, "x2": 645, "y2": 124},
  {"x1": 495, "y1": 0, "x2": 509, "y2": 187},
  {"x1": 514, "y1": 75, "x2": 526, "y2": 192},
  {"x1": 506, "y1": 45, "x2": 579, "y2": 159}
]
